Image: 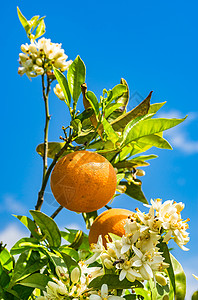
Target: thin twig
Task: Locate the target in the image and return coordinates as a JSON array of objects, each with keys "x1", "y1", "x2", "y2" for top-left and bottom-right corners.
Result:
[
  {"x1": 50, "y1": 205, "x2": 63, "y2": 219},
  {"x1": 105, "y1": 205, "x2": 112, "y2": 210}
]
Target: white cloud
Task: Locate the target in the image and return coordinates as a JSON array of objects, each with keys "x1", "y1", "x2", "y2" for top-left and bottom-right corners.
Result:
[
  {"x1": 158, "y1": 110, "x2": 198, "y2": 154},
  {"x1": 0, "y1": 194, "x2": 27, "y2": 214},
  {"x1": 0, "y1": 223, "x2": 28, "y2": 250}
]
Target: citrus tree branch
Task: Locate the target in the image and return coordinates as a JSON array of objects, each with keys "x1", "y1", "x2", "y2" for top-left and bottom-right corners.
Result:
[{"x1": 50, "y1": 205, "x2": 63, "y2": 219}]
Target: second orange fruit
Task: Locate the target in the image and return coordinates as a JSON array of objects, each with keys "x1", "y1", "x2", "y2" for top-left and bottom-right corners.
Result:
[
  {"x1": 50, "y1": 150, "x2": 117, "y2": 213},
  {"x1": 89, "y1": 208, "x2": 132, "y2": 246}
]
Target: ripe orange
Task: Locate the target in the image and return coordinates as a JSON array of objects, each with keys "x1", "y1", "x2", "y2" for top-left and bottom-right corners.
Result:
[
  {"x1": 89, "y1": 208, "x2": 132, "y2": 246},
  {"x1": 50, "y1": 150, "x2": 117, "y2": 213}
]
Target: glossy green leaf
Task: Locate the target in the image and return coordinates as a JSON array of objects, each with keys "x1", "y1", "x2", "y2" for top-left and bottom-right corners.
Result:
[
  {"x1": 14, "y1": 215, "x2": 41, "y2": 240},
  {"x1": 170, "y1": 253, "x2": 186, "y2": 300},
  {"x1": 76, "y1": 108, "x2": 94, "y2": 122},
  {"x1": 82, "y1": 211, "x2": 98, "y2": 229},
  {"x1": 134, "y1": 288, "x2": 151, "y2": 300},
  {"x1": 109, "y1": 84, "x2": 127, "y2": 102},
  {"x1": 18, "y1": 273, "x2": 51, "y2": 290},
  {"x1": 0, "y1": 269, "x2": 10, "y2": 289},
  {"x1": 30, "y1": 210, "x2": 61, "y2": 248},
  {"x1": 124, "y1": 117, "x2": 187, "y2": 146},
  {"x1": 11, "y1": 285, "x2": 34, "y2": 300},
  {"x1": 148, "y1": 101, "x2": 166, "y2": 114},
  {"x1": 54, "y1": 67, "x2": 71, "y2": 107},
  {"x1": 133, "y1": 134, "x2": 172, "y2": 150},
  {"x1": 10, "y1": 251, "x2": 48, "y2": 286},
  {"x1": 35, "y1": 19, "x2": 45, "y2": 39},
  {"x1": 192, "y1": 291, "x2": 198, "y2": 300},
  {"x1": 86, "y1": 91, "x2": 100, "y2": 117},
  {"x1": 36, "y1": 142, "x2": 73, "y2": 159},
  {"x1": 102, "y1": 118, "x2": 119, "y2": 143},
  {"x1": 133, "y1": 154, "x2": 158, "y2": 161},
  {"x1": 32, "y1": 16, "x2": 45, "y2": 32},
  {"x1": 123, "y1": 295, "x2": 136, "y2": 300},
  {"x1": 111, "y1": 91, "x2": 152, "y2": 131},
  {"x1": 105, "y1": 103, "x2": 123, "y2": 118},
  {"x1": 0, "y1": 249, "x2": 13, "y2": 272},
  {"x1": 67, "y1": 55, "x2": 86, "y2": 104},
  {"x1": 114, "y1": 160, "x2": 149, "y2": 169},
  {"x1": 60, "y1": 252, "x2": 79, "y2": 274},
  {"x1": 10, "y1": 238, "x2": 40, "y2": 255},
  {"x1": 17, "y1": 7, "x2": 30, "y2": 33},
  {"x1": 59, "y1": 246, "x2": 79, "y2": 261},
  {"x1": 88, "y1": 274, "x2": 143, "y2": 289},
  {"x1": 116, "y1": 173, "x2": 125, "y2": 185},
  {"x1": 71, "y1": 119, "x2": 82, "y2": 136},
  {"x1": 119, "y1": 180, "x2": 148, "y2": 204}
]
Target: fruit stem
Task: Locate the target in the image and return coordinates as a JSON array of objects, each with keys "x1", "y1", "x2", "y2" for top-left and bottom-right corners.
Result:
[{"x1": 50, "y1": 205, "x2": 63, "y2": 219}]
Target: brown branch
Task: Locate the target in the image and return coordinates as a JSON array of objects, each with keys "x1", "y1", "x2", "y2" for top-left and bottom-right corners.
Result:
[{"x1": 50, "y1": 205, "x2": 63, "y2": 219}]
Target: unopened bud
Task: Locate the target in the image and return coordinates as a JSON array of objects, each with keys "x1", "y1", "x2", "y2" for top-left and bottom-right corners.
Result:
[
  {"x1": 18, "y1": 67, "x2": 26, "y2": 76},
  {"x1": 36, "y1": 58, "x2": 43, "y2": 66},
  {"x1": 104, "y1": 258, "x2": 113, "y2": 269},
  {"x1": 107, "y1": 248, "x2": 117, "y2": 258},
  {"x1": 136, "y1": 169, "x2": 145, "y2": 176},
  {"x1": 19, "y1": 53, "x2": 29, "y2": 62},
  {"x1": 29, "y1": 44, "x2": 37, "y2": 53},
  {"x1": 155, "y1": 274, "x2": 167, "y2": 286},
  {"x1": 36, "y1": 67, "x2": 44, "y2": 75},
  {"x1": 71, "y1": 267, "x2": 80, "y2": 283},
  {"x1": 48, "y1": 281, "x2": 58, "y2": 291},
  {"x1": 21, "y1": 44, "x2": 29, "y2": 53},
  {"x1": 57, "y1": 285, "x2": 67, "y2": 295}
]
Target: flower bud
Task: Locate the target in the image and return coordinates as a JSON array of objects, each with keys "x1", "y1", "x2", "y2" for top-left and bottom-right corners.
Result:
[
  {"x1": 48, "y1": 281, "x2": 58, "y2": 292},
  {"x1": 155, "y1": 273, "x2": 167, "y2": 286},
  {"x1": 136, "y1": 169, "x2": 145, "y2": 176},
  {"x1": 107, "y1": 248, "x2": 117, "y2": 258},
  {"x1": 18, "y1": 67, "x2": 26, "y2": 76},
  {"x1": 162, "y1": 295, "x2": 169, "y2": 300},
  {"x1": 19, "y1": 53, "x2": 29, "y2": 62},
  {"x1": 36, "y1": 67, "x2": 44, "y2": 75},
  {"x1": 54, "y1": 84, "x2": 65, "y2": 100},
  {"x1": 29, "y1": 44, "x2": 37, "y2": 53},
  {"x1": 21, "y1": 44, "x2": 29, "y2": 53},
  {"x1": 56, "y1": 266, "x2": 68, "y2": 280},
  {"x1": 71, "y1": 267, "x2": 80, "y2": 283},
  {"x1": 104, "y1": 258, "x2": 113, "y2": 269},
  {"x1": 57, "y1": 285, "x2": 67, "y2": 295},
  {"x1": 24, "y1": 59, "x2": 33, "y2": 68},
  {"x1": 36, "y1": 58, "x2": 43, "y2": 66}
]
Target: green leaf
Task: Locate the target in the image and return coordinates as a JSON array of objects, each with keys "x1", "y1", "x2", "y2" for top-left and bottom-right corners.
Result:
[
  {"x1": 109, "y1": 84, "x2": 127, "y2": 102},
  {"x1": 124, "y1": 116, "x2": 187, "y2": 146},
  {"x1": 119, "y1": 180, "x2": 148, "y2": 204},
  {"x1": 86, "y1": 91, "x2": 100, "y2": 117},
  {"x1": 111, "y1": 91, "x2": 152, "y2": 131},
  {"x1": 133, "y1": 154, "x2": 158, "y2": 161},
  {"x1": 32, "y1": 16, "x2": 45, "y2": 32},
  {"x1": 17, "y1": 7, "x2": 30, "y2": 33},
  {"x1": 105, "y1": 103, "x2": 123, "y2": 118},
  {"x1": 59, "y1": 246, "x2": 79, "y2": 261},
  {"x1": 148, "y1": 101, "x2": 166, "y2": 114},
  {"x1": 133, "y1": 134, "x2": 172, "y2": 150},
  {"x1": 0, "y1": 269, "x2": 10, "y2": 289},
  {"x1": 88, "y1": 274, "x2": 143, "y2": 289},
  {"x1": 10, "y1": 238, "x2": 40, "y2": 255},
  {"x1": 134, "y1": 288, "x2": 151, "y2": 300},
  {"x1": 14, "y1": 215, "x2": 41, "y2": 240},
  {"x1": 67, "y1": 55, "x2": 86, "y2": 104},
  {"x1": 9, "y1": 251, "x2": 48, "y2": 286},
  {"x1": 192, "y1": 291, "x2": 198, "y2": 300},
  {"x1": 71, "y1": 119, "x2": 82, "y2": 136},
  {"x1": 116, "y1": 173, "x2": 125, "y2": 185},
  {"x1": 36, "y1": 141, "x2": 73, "y2": 159},
  {"x1": 170, "y1": 253, "x2": 186, "y2": 300},
  {"x1": 12, "y1": 285, "x2": 34, "y2": 300},
  {"x1": 76, "y1": 108, "x2": 94, "y2": 122},
  {"x1": 82, "y1": 211, "x2": 98, "y2": 229},
  {"x1": 102, "y1": 118, "x2": 119, "y2": 143},
  {"x1": 60, "y1": 252, "x2": 79, "y2": 274},
  {"x1": 18, "y1": 273, "x2": 51, "y2": 290},
  {"x1": 30, "y1": 210, "x2": 61, "y2": 248},
  {"x1": 53, "y1": 67, "x2": 71, "y2": 107},
  {"x1": 0, "y1": 249, "x2": 13, "y2": 271},
  {"x1": 123, "y1": 295, "x2": 136, "y2": 300},
  {"x1": 35, "y1": 19, "x2": 45, "y2": 39}
]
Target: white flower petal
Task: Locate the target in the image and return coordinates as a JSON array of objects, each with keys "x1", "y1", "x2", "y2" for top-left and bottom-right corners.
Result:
[
  {"x1": 132, "y1": 260, "x2": 142, "y2": 267},
  {"x1": 121, "y1": 244, "x2": 131, "y2": 254},
  {"x1": 132, "y1": 245, "x2": 143, "y2": 259},
  {"x1": 119, "y1": 269, "x2": 127, "y2": 281},
  {"x1": 144, "y1": 263, "x2": 153, "y2": 278},
  {"x1": 101, "y1": 284, "x2": 108, "y2": 298},
  {"x1": 90, "y1": 295, "x2": 102, "y2": 300}
]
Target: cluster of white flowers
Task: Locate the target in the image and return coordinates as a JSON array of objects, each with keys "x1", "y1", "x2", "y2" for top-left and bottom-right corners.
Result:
[
  {"x1": 85, "y1": 199, "x2": 189, "y2": 284},
  {"x1": 18, "y1": 37, "x2": 72, "y2": 78},
  {"x1": 37, "y1": 262, "x2": 103, "y2": 300}
]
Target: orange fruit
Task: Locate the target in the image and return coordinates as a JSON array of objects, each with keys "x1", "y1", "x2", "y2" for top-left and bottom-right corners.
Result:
[
  {"x1": 50, "y1": 150, "x2": 117, "y2": 213},
  {"x1": 89, "y1": 208, "x2": 132, "y2": 246}
]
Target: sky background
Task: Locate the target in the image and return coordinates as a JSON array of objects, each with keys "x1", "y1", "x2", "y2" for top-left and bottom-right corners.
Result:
[{"x1": 1, "y1": 0, "x2": 198, "y2": 298}]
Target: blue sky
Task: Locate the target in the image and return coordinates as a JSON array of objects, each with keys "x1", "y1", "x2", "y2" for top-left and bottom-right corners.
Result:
[{"x1": 0, "y1": 0, "x2": 198, "y2": 298}]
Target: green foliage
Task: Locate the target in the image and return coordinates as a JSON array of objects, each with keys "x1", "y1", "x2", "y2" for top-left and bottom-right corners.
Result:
[
  {"x1": 36, "y1": 142, "x2": 73, "y2": 159},
  {"x1": 119, "y1": 180, "x2": 148, "y2": 204},
  {"x1": 192, "y1": 291, "x2": 198, "y2": 300},
  {"x1": 53, "y1": 67, "x2": 71, "y2": 108},
  {"x1": 170, "y1": 254, "x2": 186, "y2": 300},
  {"x1": 17, "y1": 7, "x2": 45, "y2": 40}
]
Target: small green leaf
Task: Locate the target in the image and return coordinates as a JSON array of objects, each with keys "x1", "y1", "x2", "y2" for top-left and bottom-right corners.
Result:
[
  {"x1": 60, "y1": 252, "x2": 79, "y2": 274},
  {"x1": 53, "y1": 67, "x2": 71, "y2": 107},
  {"x1": 30, "y1": 210, "x2": 61, "y2": 248},
  {"x1": 192, "y1": 291, "x2": 198, "y2": 300},
  {"x1": 35, "y1": 19, "x2": 45, "y2": 39},
  {"x1": 71, "y1": 119, "x2": 82, "y2": 136},
  {"x1": 105, "y1": 103, "x2": 123, "y2": 118},
  {"x1": 109, "y1": 84, "x2": 127, "y2": 102},
  {"x1": 148, "y1": 101, "x2": 166, "y2": 114},
  {"x1": 124, "y1": 117, "x2": 187, "y2": 146},
  {"x1": 36, "y1": 142, "x2": 73, "y2": 159},
  {"x1": 111, "y1": 91, "x2": 152, "y2": 131},
  {"x1": 59, "y1": 246, "x2": 79, "y2": 261},
  {"x1": 102, "y1": 118, "x2": 119, "y2": 143},
  {"x1": 17, "y1": 7, "x2": 30, "y2": 33},
  {"x1": 76, "y1": 108, "x2": 94, "y2": 122},
  {"x1": 134, "y1": 288, "x2": 151, "y2": 300},
  {"x1": 67, "y1": 55, "x2": 86, "y2": 104},
  {"x1": 82, "y1": 211, "x2": 98, "y2": 229},
  {"x1": 18, "y1": 273, "x2": 51, "y2": 290},
  {"x1": 170, "y1": 253, "x2": 186, "y2": 300},
  {"x1": 86, "y1": 91, "x2": 100, "y2": 117},
  {"x1": 32, "y1": 16, "x2": 45, "y2": 32},
  {"x1": 123, "y1": 295, "x2": 136, "y2": 300},
  {"x1": 119, "y1": 180, "x2": 148, "y2": 204},
  {"x1": 116, "y1": 173, "x2": 125, "y2": 185},
  {"x1": 134, "y1": 134, "x2": 172, "y2": 150},
  {"x1": 14, "y1": 215, "x2": 41, "y2": 240},
  {"x1": 88, "y1": 274, "x2": 143, "y2": 289},
  {"x1": 0, "y1": 249, "x2": 13, "y2": 272},
  {"x1": 10, "y1": 238, "x2": 39, "y2": 255}
]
